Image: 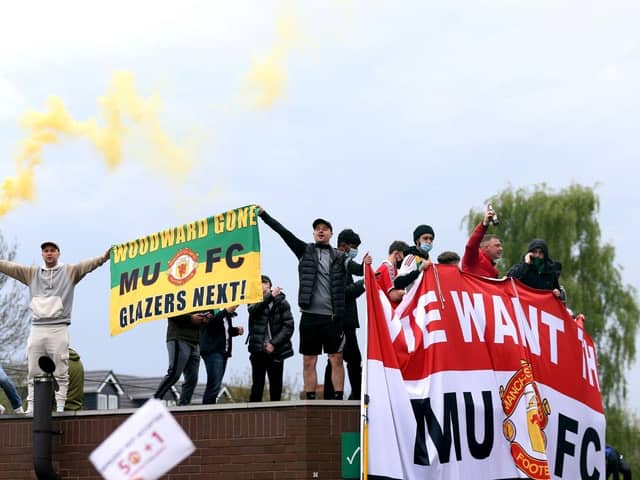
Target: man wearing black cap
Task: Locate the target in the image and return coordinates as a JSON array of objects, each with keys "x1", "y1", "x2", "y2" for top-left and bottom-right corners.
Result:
[
  {"x1": 256, "y1": 206, "x2": 361, "y2": 400},
  {"x1": 323, "y1": 228, "x2": 371, "y2": 400},
  {"x1": 394, "y1": 224, "x2": 435, "y2": 291},
  {"x1": 246, "y1": 274, "x2": 294, "y2": 402},
  {"x1": 0, "y1": 241, "x2": 110, "y2": 413}
]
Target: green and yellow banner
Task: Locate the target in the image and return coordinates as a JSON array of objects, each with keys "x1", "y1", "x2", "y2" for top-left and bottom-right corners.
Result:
[{"x1": 109, "y1": 205, "x2": 262, "y2": 335}]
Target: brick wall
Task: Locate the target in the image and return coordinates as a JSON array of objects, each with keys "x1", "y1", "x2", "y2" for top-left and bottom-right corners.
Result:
[{"x1": 0, "y1": 401, "x2": 360, "y2": 479}]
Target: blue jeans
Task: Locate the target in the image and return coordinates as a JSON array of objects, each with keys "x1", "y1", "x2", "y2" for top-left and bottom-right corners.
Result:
[
  {"x1": 201, "y1": 352, "x2": 227, "y2": 404},
  {"x1": 154, "y1": 340, "x2": 200, "y2": 405},
  {"x1": 0, "y1": 364, "x2": 23, "y2": 410}
]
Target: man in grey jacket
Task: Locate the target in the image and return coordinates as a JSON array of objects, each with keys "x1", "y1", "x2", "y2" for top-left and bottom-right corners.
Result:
[{"x1": 0, "y1": 241, "x2": 110, "y2": 413}]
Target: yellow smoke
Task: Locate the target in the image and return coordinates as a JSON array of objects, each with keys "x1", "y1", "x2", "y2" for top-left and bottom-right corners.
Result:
[
  {"x1": 0, "y1": 71, "x2": 193, "y2": 216},
  {"x1": 243, "y1": 5, "x2": 306, "y2": 109}
]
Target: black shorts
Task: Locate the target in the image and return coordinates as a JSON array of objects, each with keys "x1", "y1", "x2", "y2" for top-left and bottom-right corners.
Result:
[{"x1": 299, "y1": 313, "x2": 345, "y2": 355}]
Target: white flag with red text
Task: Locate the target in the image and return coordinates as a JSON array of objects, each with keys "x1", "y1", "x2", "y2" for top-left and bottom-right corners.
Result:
[{"x1": 365, "y1": 264, "x2": 605, "y2": 480}]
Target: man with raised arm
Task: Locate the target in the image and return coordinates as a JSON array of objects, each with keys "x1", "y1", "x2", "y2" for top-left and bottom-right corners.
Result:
[
  {"x1": 461, "y1": 205, "x2": 503, "y2": 278},
  {"x1": 257, "y1": 207, "x2": 362, "y2": 400},
  {"x1": 0, "y1": 241, "x2": 110, "y2": 413}
]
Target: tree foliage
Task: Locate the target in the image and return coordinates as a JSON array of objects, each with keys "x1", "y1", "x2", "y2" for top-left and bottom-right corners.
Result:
[
  {"x1": 605, "y1": 406, "x2": 640, "y2": 472},
  {"x1": 464, "y1": 184, "x2": 639, "y2": 409},
  {"x1": 0, "y1": 231, "x2": 30, "y2": 365}
]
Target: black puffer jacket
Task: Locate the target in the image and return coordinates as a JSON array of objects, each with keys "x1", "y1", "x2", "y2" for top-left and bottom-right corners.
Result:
[
  {"x1": 298, "y1": 243, "x2": 348, "y2": 317},
  {"x1": 507, "y1": 239, "x2": 561, "y2": 291},
  {"x1": 199, "y1": 309, "x2": 241, "y2": 357},
  {"x1": 247, "y1": 292, "x2": 294, "y2": 360},
  {"x1": 259, "y1": 210, "x2": 355, "y2": 320}
]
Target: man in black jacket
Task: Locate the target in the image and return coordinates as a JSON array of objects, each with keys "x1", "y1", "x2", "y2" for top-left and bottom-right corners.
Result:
[
  {"x1": 257, "y1": 206, "x2": 361, "y2": 400},
  {"x1": 507, "y1": 239, "x2": 562, "y2": 298},
  {"x1": 247, "y1": 275, "x2": 294, "y2": 402},
  {"x1": 323, "y1": 229, "x2": 367, "y2": 400},
  {"x1": 199, "y1": 306, "x2": 242, "y2": 404}
]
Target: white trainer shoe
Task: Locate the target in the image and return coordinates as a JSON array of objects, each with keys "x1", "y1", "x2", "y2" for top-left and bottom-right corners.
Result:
[{"x1": 13, "y1": 406, "x2": 26, "y2": 415}]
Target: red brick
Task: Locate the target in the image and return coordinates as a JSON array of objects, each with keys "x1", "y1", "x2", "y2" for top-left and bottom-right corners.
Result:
[{"x1": 0, "y1": 403, "x2": 359, "y2": 478}]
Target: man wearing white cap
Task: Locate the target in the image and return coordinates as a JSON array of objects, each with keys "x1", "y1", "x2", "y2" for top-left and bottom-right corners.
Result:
[{"x1": 0, "y1": 241, "x2": 110, "y2": 413}]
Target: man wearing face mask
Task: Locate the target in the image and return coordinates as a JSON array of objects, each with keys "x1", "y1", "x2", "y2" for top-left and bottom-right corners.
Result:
[
  {"x1": 376, "y1": 240, "x2": 409, "y2": 308},
  {"x1": 323, "y1": 229, "x2": 371, "y2": 400},
  {"x1": 507, "y1": 239, "x2": 562, "y2": 297},
  {"x1": 394, "y1": 225, "x2": 435, "y2": 291},
  {"x1": 257, "y1": 207, "x2": 363, "y2": 400}
]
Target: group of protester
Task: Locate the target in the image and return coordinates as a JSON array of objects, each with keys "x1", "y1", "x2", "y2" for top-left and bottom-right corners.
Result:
[
  {"x1": 151, "y1": 286, "x2": 294, "y2": 406},
  {"x1": 0, "y1": 204, "x2": 568, "y2": 411},
  {"x1": 253, "y1": 204, "x2": 573, "y2": 401},
  {"x1": 0, "y1": 203, "x2": 633, "y2": 474},
  {"x1": 151, "y1": 206, "x2": 370, "y2": 404}
]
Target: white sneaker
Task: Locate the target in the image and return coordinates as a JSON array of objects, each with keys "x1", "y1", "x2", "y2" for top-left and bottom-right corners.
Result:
[
  {"x1": 13, "y1": 406, "x2": 26, "y2": 415},
  {"x1": 0, "y1": 404, "x2": 5, "y2": 415}
]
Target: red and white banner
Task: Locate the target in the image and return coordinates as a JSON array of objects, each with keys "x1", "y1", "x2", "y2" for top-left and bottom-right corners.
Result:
[{"x1": 365, "y1": 264, "x2": 605, "y2": 480}]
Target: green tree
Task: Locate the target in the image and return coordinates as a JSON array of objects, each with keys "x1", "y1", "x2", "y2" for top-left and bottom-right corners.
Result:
[
  {"x1": 464, "y1": 183, "x2": 638, "y2": 408},
  {"x1": 465, "y1": 184, "x2": 640, "y2": 471},
  {"x1": 0, "y1": 231, "x2": 30, "y2": 365},
  {"x1": 0, "y1": 231, "x2": 30, "y2": 410}
]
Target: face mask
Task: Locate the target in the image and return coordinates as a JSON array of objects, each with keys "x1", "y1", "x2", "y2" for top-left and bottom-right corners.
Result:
[
  {"x1": 420, "y1": 243, "x2": 432, "y2": 253},
  {"x1": 532, "y1": 257, "x2": 544, "y2": 269},
  {"x1": 346, "y1": 248, "x2": 358, "y2": 259}
]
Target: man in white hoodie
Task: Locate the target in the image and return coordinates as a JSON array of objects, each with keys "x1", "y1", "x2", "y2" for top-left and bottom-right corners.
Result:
[{"x1": 0, "y1": 241, "x2": 110, "y2": 413}]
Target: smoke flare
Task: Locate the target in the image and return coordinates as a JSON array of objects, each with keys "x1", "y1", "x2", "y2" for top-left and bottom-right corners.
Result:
[
  {"x1": 243, "y1": 6, "x2": 305, "y2": 109},
  {"x1": 0, "y1": 71, "x2": 193, "y2": 216}
]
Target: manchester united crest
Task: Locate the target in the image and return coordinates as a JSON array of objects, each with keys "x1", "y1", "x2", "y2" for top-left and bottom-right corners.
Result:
[
  {"x1": 167, "y1": 248, "x2": 200, "y2": 286},
  {"x1": 500, "y1": 359, "x2": 551, "y2": 480}
]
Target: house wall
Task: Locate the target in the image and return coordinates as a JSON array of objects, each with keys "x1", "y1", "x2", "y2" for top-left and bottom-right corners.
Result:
[
  {"x1": 0, "y1": 401, "x2": 360, "y2": 479},
  {"x1": 83, "y1": 393, "x2": 98, "y2": 412},
  {"x1": 84, "y1": 383, "x2": 121, "y2": 411},
  {"x1": 84, "y1": 384, "x2": 176, "y2": 410}
]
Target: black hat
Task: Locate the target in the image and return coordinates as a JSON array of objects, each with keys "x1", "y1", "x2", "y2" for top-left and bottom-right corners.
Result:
[
  {"x1": 312, "y1": 218, "x2": 333, "y2": 231},
  {"x1": 337, "y1": 229, "x2": 361, "y2": 246},
  {"x1": 413, "y1": 225, "x2": 435, "y2": 243},
  {"x1": 40, "y1": 241, "x2": 60, "y2": 251},
  {"x1": 261, "y1": 275, "x2": 272, "y2": 286}
]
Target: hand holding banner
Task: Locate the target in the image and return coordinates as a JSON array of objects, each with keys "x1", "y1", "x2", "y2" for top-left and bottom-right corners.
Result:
[
  {"x1": 365, "y1": 263, "x2": 605, "y2": 479},
  {"x1": 109, "y1": 205, "x2": 262, "y2": 335}
]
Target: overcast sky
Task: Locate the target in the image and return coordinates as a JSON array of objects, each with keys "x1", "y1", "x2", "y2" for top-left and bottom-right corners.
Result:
[{"x1": 1, "y1": 0, "x2": 638, "y2": 413}]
